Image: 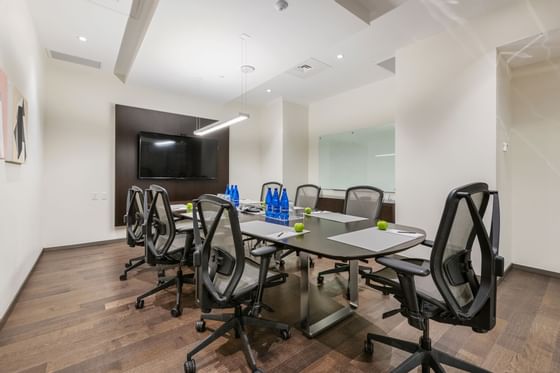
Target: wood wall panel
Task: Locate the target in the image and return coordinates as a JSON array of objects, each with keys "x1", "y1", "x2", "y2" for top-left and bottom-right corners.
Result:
[{"x1": 114, "y1": 105, "x2": 228, "y2": 226}]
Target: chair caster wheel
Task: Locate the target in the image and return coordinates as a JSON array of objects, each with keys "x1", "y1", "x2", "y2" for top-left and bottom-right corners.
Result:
[
  {"x1": 309, "y1": 259, "x2": 315, "y2": 268},
  {"x1": 119, "y1": 274, "x2": 127, "y2": 281},
  {"x1": 170, "y1": 307, "x2": 182, "y2": 317},
  {"x1": 317, "y1": 276, "x2": 324, "y2": 285},
  {"x1": 195, "y1": 320, "x2": 206, "y2": 332},
  {"x1": 135, "y1": 300, "x2": 144, "y2": 309},
  {"x1": 184, "y1": 359, "x2": 196, "y2": 373},
  {"x1": 125, "y1": 262, "x2": 132, "y2": 268},
  {"x1": 364, "y1": 340, "x2": 374, "y2": 355},
  {"x1": 280, "y1": 328, "x2": 291, "y2": 340}
]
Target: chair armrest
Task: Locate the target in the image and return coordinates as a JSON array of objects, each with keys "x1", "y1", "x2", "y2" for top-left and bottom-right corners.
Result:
[
  {"x1": 377, "y1": 257, "x2": 430, "y2": 277},
  {"x1": 251, "y1": 245, "x2": 276, "y2": 257},
  {"x1": 376, "y1": 256, "x2": 430, "y2": 330},
  {"x1": 421, "y1": 239, "x2": 434, "y2": 247}
]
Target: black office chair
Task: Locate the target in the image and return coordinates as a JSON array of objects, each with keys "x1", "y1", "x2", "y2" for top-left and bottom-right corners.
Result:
[
  {"x1": 317, "y1": 186, "x2": 384, "y2": 290},
  {"x1": 134, "y1": 185, "x2": 195, "y2": 317},
  {"x1": 362, "y1": 183, "x2": 504, "y2": 373},
  {"x1": 242, "y1": 181, "x2": 284, "y2": 247},
  {"x1": 120, "y1": 186, "x2": 146, "y2": 281},
  {"x1": 260, "y1": 181, "x2": 283, "y2": 202},
  {"x1": 184, "y1": 194, "x2": 290, "y2": 373},
  {"x1": 275, "y1": 184, "x2": 321, "y2": 266},
  {"x1": 294, "y1": 183, "x2": 321, "y2": 209}
]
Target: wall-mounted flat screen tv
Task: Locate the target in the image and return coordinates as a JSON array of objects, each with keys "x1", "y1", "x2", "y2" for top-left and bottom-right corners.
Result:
[{"x1": 138, "y1": 132, "x2": 218, "y2": 180}]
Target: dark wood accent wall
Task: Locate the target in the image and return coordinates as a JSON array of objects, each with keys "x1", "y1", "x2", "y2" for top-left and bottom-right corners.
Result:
[
  {"x1": 317, "y1": 197, "x2": 395, "y2": 223},
  {"x1": 114, "y1": 105, "x2": 228, "y2": 226}
]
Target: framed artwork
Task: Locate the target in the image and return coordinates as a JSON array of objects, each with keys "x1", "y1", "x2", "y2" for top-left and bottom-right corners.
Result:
[
  {"x1": 0, "y1": 68, "x2": 7, "y2": 160},
  {"x1": 5, "y1": 85, "x2": 28, "y2": 164}
]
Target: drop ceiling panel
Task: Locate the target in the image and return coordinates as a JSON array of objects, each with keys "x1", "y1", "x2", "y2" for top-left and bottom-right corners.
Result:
[
  {"x1": 128, "y1": 0, "x2": 365, "y2": 102},
  {"x1": 28, "y1": 0, "x2": 131, "y2": 73}
]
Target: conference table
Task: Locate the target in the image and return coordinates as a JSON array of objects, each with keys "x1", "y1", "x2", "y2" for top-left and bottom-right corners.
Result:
[
  {"x1": 239, "y1": 210, "x2": 425, "y2": 338},
  {"x1": 174, "y1": 204, "x2": 425, "y2": 338}
]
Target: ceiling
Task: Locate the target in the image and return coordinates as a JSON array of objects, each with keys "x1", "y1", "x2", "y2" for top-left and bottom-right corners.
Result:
[
  {"x1": 499, "y1": 28, "x2": 560, "y2": 69},
  {"x1": 29, "y1": 0, "x2": 514, "y2": 106}
]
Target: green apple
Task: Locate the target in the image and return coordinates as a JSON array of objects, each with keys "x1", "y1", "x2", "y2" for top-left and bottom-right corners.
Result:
[
  {"x1": 186, "y1": 202, "x2": 193, "y2": 212},
  {"x1": 377, "y1": 220, "x2": 388, "y2": 230},
  {"x1": 304, "y1": 207, "x2": 312, "y2": 215},
  {"x1": 294, "y1": 222, "x2": 305, "y2": 233}
]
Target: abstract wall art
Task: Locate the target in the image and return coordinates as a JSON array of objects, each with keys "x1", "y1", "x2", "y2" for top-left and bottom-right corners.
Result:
[
  {"x1": 5, "y1": 85, "x2": 28, "y2": 164},
  {"x1": 0, "y1": 68, "x2": 8, "y2": 160}
]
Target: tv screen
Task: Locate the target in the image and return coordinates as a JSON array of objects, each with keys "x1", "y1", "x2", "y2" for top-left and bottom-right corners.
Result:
[{"x1": 138, "y1": 132, "x2": 218, "y2": 180}]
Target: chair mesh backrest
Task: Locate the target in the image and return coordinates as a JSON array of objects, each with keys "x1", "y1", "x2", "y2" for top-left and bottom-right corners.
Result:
[
  {"x1": 344, "y1": 186, "x2": 384, "y2": 219},
  {"x1": 260, "y1": 181, "x2": 282, "y2": 201},
  {"x1": 431, "y1": 183, "x2": 499, "y2": 325},
  {"x1": 144, "y1": 185, "x2": 176, "y2": 257},
  {"x1": 125, "y1": 186, "x2": 144, "y2": 246},
  {"x1": 193, "y1": 195, "x2": 245, "y2": 309},
  {"x1": 294, "y1": 184, "x2": 321, "y2": 208}
]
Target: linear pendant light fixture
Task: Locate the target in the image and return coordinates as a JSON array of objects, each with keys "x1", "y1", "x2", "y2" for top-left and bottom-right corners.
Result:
[
  {"x1": 193, "y1": 113, "x2": 250, "y2": 136},
  {"x1": 194, "y1": 34, "x2": 253, "y2": 136}
]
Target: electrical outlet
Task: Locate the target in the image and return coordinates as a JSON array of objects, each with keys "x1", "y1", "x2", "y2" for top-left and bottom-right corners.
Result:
[
  {"x1": 100, "y1": 193, "x2": 107, "y2": 200},
  {"x1": 91, "y1": 193, "x2": 98, "y2": 200}
]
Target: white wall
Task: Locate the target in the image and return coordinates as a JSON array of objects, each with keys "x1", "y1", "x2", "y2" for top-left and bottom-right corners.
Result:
[
  {"x1": 308, "y1": 78, "x2": 395, "y2": 187},
  {"x1": 509, "y1": 60, "x2": 560, "y2": 273},
  {"x1": 496, "y1": 57, "x2": 514, "y2": 269},
  {"x1": 0, "y1": 0, "x2": 45, "y2": 319},
  {"x1": 259, "y1": 98, "x2": 284, "y2": 185},
  {"x1": 395, "y1": 0, "x2": 560, "y2": 261},
  {"x1": 282, "y1": 101, "x2": 308, "y2": 198},
  {"x1": 226, "y1": 102, "x2": 263, "y2": 201},
  {"x1": 43, "y1": 60, "x2": 225, "y2": 248}
]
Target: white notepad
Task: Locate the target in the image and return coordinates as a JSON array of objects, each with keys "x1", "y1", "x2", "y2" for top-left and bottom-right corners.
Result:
[
  {"x1": 328, "y1": 227, "x2": 422, "y2": 253},
  {"x1": 240, "y1": 220, "x2": 309, "y2": 239},
  {"x1": 308, "y1": 211, "x2": 368, "y2": 223}
]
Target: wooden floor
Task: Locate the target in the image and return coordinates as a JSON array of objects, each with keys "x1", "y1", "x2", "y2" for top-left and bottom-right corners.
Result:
[{"x1": 0, "y1": 242, "x2": 559, "y2": 373}]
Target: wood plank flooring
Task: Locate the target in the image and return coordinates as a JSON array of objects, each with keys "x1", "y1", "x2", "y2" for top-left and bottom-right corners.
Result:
[{"x1": 0, "y1": 241, "x2": 559, "y2": 373}]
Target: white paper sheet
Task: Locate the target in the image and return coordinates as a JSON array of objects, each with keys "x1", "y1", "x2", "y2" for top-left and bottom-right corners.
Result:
[
  {"x1": 308, "y1": 211, "x2": 368, "y2": 223},
  {"x1": 240, "y1": 220, "x2": 309, "y2": 240},
  {"x1": 328, "y1": 227, "x2": 422, "y2": 252}
]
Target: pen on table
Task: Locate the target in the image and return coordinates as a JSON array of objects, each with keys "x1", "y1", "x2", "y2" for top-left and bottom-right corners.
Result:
[
  {"x1": 277, "y1": 232, "x2": 284, "y2": 238},
  {"x1": 396, "y1": 230, "x2": 417, "y2": 234}
]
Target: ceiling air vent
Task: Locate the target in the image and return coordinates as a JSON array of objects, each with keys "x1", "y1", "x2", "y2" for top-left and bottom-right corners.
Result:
[
  {"x1": 47, "y1": 50, "x2": 102, "y2": 69},
  {"x1": 286, "y1": 58, "x2": 331, "y2": 79},
  {"x1": 298, "y1": 64, "x2": 313, "y2": 71}
]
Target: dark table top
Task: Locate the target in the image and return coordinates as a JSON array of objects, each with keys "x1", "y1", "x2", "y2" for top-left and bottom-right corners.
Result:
[{"x1": 238, "y1": 213, "x2": 426, "y2": 261}]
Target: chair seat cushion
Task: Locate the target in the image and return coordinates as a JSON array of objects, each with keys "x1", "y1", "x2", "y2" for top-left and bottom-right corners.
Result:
[
  {"x1": 156, "y1": 232, "x2": 190, "y2": 265},
  {"x1": 214, "y1": 258, "x2": 286, "y2": 299},
  {"x1": 369, "y1": 258, "x2": 448, "y2": 310}
]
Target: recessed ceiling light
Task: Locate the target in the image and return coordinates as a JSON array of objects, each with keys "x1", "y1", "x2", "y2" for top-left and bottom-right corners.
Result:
[
  {"x1": 446, "y1": 0, "x2": 460, "y2": 4},
  {"x1": 240, "y1": 65, "x2": 256, "y2": 73},
  {"x1": 266, "y1": 89, "x2": 272, "y2": 93},
  {"x1": 77, "y1": 35, "x2": 88, "y2": 42},
  {"x1": 337, "y1": 54, "x2": 344, "y2": 60}
]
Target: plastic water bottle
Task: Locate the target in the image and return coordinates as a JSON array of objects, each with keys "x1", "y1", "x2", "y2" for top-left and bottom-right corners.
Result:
[
  {"x1": 280, "y1": 188, "x2": 289, "y2": 221},
  {"x1": 272, "y1": 188, "x2": 280, "y2": 218},
  {"x1": 224, "y1": 184, "x2": 231, "y2": 201},
  {"x1": 232, "y1": 185, "x2": 240, "y2": 208},
  {"x1": 265, "y1": 188, "x2": 273, "y2": 217}
]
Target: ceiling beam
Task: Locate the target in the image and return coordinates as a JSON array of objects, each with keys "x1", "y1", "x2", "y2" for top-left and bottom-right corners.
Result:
[{"x1": 114, "y1": 0, "x2": 159, "y2": 83}]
